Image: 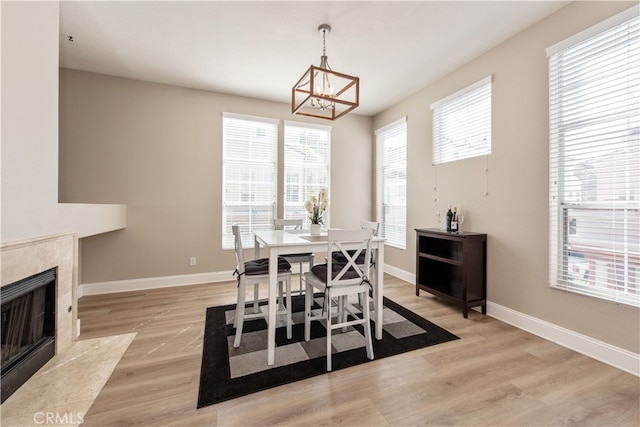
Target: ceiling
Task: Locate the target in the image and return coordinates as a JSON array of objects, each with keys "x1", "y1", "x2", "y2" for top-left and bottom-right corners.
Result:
[{"x1": 59, "y1": 1, "x2": 569, "y2": 117}]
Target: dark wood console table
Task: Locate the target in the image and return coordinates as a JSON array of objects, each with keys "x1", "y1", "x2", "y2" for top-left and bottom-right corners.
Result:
[{"x1": 415, "y1": 228, "x2": 487, "y2": 318}]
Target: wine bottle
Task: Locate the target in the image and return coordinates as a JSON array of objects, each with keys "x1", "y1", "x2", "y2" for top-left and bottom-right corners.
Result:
[
  {"x1": 451, "y1": 207, "x2": 458, "y2": 233},
  {"x1": 446, "y1": 205, "x2": 453, "y2": 232}
]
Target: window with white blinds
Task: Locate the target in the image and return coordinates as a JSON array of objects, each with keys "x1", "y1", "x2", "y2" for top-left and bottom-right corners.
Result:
[
  {"x1": 283, "y1": 121, "x2": 330, "y2": 227},
  {"x1": 222, "y1": 113, "x2": 278, "y2": 249},
  {"x1": 376, "y1": 117, "x2": 407, "y2": 249},
  {"x1": 548, "y1": 7, "x2": 639, "y2": 307},
  {"x1": 431, "y1": 76, "x2": 492, "y2": 165}
]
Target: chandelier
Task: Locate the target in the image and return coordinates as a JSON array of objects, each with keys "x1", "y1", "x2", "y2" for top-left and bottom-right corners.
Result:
[{"x1": 292, "y1": 24, "x2": 359, "y2": 120}]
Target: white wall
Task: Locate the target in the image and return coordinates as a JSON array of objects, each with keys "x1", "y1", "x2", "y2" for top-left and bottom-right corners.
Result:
[
  {"x1": 1, "y1": 1, "x2": 60, "y2": 242},
  {"x1": 1, "y1": 1, "x2": 125, "y2": 246}
]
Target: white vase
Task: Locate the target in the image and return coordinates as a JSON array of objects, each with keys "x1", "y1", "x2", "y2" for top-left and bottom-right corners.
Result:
[{"x1": 310, "y1": 224, "x2": 321, "y2": 235}]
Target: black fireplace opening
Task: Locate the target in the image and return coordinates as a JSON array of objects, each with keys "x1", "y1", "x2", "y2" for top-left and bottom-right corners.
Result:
[{"x1": 1, "y1": 268, "x2": 56, "y2": 403}]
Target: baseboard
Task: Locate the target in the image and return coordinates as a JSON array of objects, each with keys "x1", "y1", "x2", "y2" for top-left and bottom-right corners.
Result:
[
  {"x1": 488, "y1": 301, "x2": 639, "y2": 377},
  {"x1": 78, "y1": 271, "x2": 234, "y2": 297},
  {"x1": 78, "y1": 266, "x2": 639, "y2": 377},
  {"x1": 79, "y1": 263, "x2": 388, "y2": 297},
  {"x1": 383, "y1": 263, "x2": 415, "y2": 285}
]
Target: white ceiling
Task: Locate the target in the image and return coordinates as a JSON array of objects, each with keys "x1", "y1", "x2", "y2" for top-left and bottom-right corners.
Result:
[{"x1": 59, "y1": 1, "x2": 569, "y2": 116}]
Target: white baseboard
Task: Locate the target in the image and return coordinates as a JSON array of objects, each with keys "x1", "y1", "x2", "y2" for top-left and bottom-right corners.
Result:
[
  {"x1": 79, "y1": 265, "x2": 638, "y2": 377},
  {"x1": 383, "y1": 263, "x2": 415, "y2": 285},
  {"x1": 78, "y1": 271, "x2": 235, "y2": 297},
  {"x1": 488, "y1": 301, "x2": 639, "y2": 377}
]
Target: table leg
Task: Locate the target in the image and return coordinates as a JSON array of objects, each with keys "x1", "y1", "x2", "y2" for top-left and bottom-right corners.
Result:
[
  {"x1": 252, "y1": 235, "x2": 261, "y2": 313},
  {"x1": 267, "y1": 251, "x2": 278, "y2": 365},
  {"x1": 375, "y1": 243, "x2": 384, "y2": 339}
]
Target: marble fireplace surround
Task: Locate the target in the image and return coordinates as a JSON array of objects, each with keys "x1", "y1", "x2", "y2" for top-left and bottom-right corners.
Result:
[
  {"x1": 1, "y1": 233, "x2": 136, "y2": 425},
  {"x1": 1, "y1": 233, "x2": 77, "y2": 358}
]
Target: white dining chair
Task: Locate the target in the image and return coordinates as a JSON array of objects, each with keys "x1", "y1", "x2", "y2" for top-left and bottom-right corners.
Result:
[
  {"x1": 273, "y1": 218, "x2": 314, "y2": 295},
  {"x1": 360, "y1": 219, "x2": 380, "y2": 236},
  {"x1": 332, "y1": 220, "x2": 379, "y2": 265},
  {"x1": 304, "y1": 228, "x2": 375, "y2": 371},
  {"x1": 330, "y1": 220, "x2": 379, "y2": 307},
  {"x1": 231, "y1": 224, "x2": 292, "y2": 348}
]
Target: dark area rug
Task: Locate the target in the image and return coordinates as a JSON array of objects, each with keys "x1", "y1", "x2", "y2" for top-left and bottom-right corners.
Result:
[{"x1": 197, "y1": 294, "x2": 458, "y2": 408}]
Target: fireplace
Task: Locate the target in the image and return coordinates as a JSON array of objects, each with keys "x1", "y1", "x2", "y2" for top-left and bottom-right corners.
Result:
[
  {"x1": 1, "y1": 233, "x2": 77, "y2": 405},
  {"x1": 1, "y1": 268, "x2": 56, "y2": 403}
]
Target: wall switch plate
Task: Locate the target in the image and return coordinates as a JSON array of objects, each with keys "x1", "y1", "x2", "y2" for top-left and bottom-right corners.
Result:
[{"x1": 190, "y1": 257, "x2": 197, "y2": 266}]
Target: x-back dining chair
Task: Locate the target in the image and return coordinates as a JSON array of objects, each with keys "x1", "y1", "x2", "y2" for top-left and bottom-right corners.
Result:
[
  {"x1": 332, "y1": 220, "x2": 379, "y2": 265},
  {"x1": 231, "y1": 224, "x2": 292, "y2": 348},
  {"x1": 304, "y1": 228, "x2": 375, "y2": 371},
  {"x1": 273, "y1": 218, "x2": 314, "y2": 295},
  {"x1": 330, "y1": 220, "x2": 380, "y2": 306}
]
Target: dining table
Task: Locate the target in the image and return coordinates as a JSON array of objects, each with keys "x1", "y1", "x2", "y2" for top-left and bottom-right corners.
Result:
[{"x1": 253, "y1": 229, "x2": 385, "y2": 365}]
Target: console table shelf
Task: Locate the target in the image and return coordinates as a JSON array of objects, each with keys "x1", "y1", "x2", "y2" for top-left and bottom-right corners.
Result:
[{"x1": 415, "y1": 228, "x2": 487, "y2": 318}]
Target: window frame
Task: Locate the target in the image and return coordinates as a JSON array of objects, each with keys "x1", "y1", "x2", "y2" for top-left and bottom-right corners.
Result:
[
  {"x1": 431, "y1": 76, "x2": 492, "y2": 165},
  {"x1": 283, "y1": 121, "x2": 331, "y2": 228},
  {"x1": 222, "y1": 112, "x2": 279, "y2": 249},
  {"x1": 376, "y1": 117, "x2": 408, "y2": 250},
  {"x1": 547, "y1": 7, "x2": 639, "y2": 307}
]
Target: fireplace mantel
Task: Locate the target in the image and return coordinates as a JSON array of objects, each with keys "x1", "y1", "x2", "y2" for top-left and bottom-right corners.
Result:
[{"x1": 1, "y1": 233, "x2": 77, "y2": 354}]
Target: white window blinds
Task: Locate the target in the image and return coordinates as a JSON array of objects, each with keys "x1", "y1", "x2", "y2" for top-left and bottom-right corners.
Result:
[
  {"x1": 283, "y1": 121, "x2": 330, "y2": 227},
  {"x1": 376, "y1": 117, "x2": 407, "y2": 249},
  {"x1": 222, "y1": 113, "x2": 278, "y2": 248},
  {"x1": 548, "y1": 8, "x2": 639, "y2": 307},
  {"x1": 431, "y1": 76, "x2": 492, "y2": 165}
]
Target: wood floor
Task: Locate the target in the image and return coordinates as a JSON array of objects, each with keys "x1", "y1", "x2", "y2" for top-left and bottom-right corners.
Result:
[{"x1": 77, "y1": 275, "x2": 639, "y2": 426}]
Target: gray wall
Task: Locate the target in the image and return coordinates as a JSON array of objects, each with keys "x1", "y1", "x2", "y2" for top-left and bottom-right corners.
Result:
[
  {"x1": 59, "y1": 69, "x2": 374, "y2": 283},
  {"x1": 375, "y1": 0, "x2": 639, "y2": 353}
]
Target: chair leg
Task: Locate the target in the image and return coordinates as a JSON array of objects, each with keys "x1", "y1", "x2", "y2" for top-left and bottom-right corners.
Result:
[
  {"x1": 296, "y1": 256, "x2": 313, "y2": 296},
  {"x1": 298, "y1": 261, "x2": 304, "y2": 295},
  {"x1": 362, "y1": 290, "x2": 374, "y2": 360},
  {"x1": 252, "y1": 282, "x2": 260, "y2": 313},
  {"x1": 234, "y1": 280, "x2": 246, "y2": 348},
  {"x1": 304, "y1": 281, "x2": 312, "y2": 341},
  {"x1": 233, "y1": 283, "x2": 241, "y2": 328},
  {"x1": 326, "y1": 295, "x2": 332, "y2": 372},
  {"x1": 370, "y1": 262, "x2": 379, "y2": 328},
  {"x1": 339, "y1": 295, "x2": 348, "y2": 333},
  {"x1": 285, "y1": 276, "x2": 292, "y2": 339}
]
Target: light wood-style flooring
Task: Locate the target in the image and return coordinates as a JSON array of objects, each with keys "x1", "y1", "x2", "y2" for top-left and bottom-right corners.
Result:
[{"x1": 77, "y1": 275, "x2": 639, "y2": 426}]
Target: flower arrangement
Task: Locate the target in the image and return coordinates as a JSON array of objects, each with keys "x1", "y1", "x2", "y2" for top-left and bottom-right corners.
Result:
[{"x1": 304, "y1": 188, "x2": 328, "y2": 225}]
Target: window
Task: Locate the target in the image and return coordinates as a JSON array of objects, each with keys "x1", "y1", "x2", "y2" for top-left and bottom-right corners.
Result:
[
  {"x1": 431, "y1": 76, "x2": 492, "y2": 164},
  {"x1": 222, "y1": 113, "x2": 278, "y2": 248},
  {"x1": 376, "y1": 117, "x2": 407, "y2": 249},
  {"x1": 548, "y1": 8, "x2": 639, "y2": 307},
  {"x1": 283, "y1": 121, "x2": 330, "y2": 227}
]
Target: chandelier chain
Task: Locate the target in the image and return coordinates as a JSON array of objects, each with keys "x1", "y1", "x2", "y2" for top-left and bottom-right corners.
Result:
[{"x1": 322, "y1": 28, "x2": 327, "y2": 57}]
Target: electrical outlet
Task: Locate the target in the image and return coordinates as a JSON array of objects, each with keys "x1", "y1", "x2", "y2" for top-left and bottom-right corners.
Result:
[{"x1": 190, "y1": 257, "x2": 197, "y2": 266}]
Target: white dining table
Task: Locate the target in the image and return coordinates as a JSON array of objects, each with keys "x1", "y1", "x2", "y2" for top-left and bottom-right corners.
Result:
[{"x1": 253, "y1": 229, "x2": 385, "y2": 365}]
